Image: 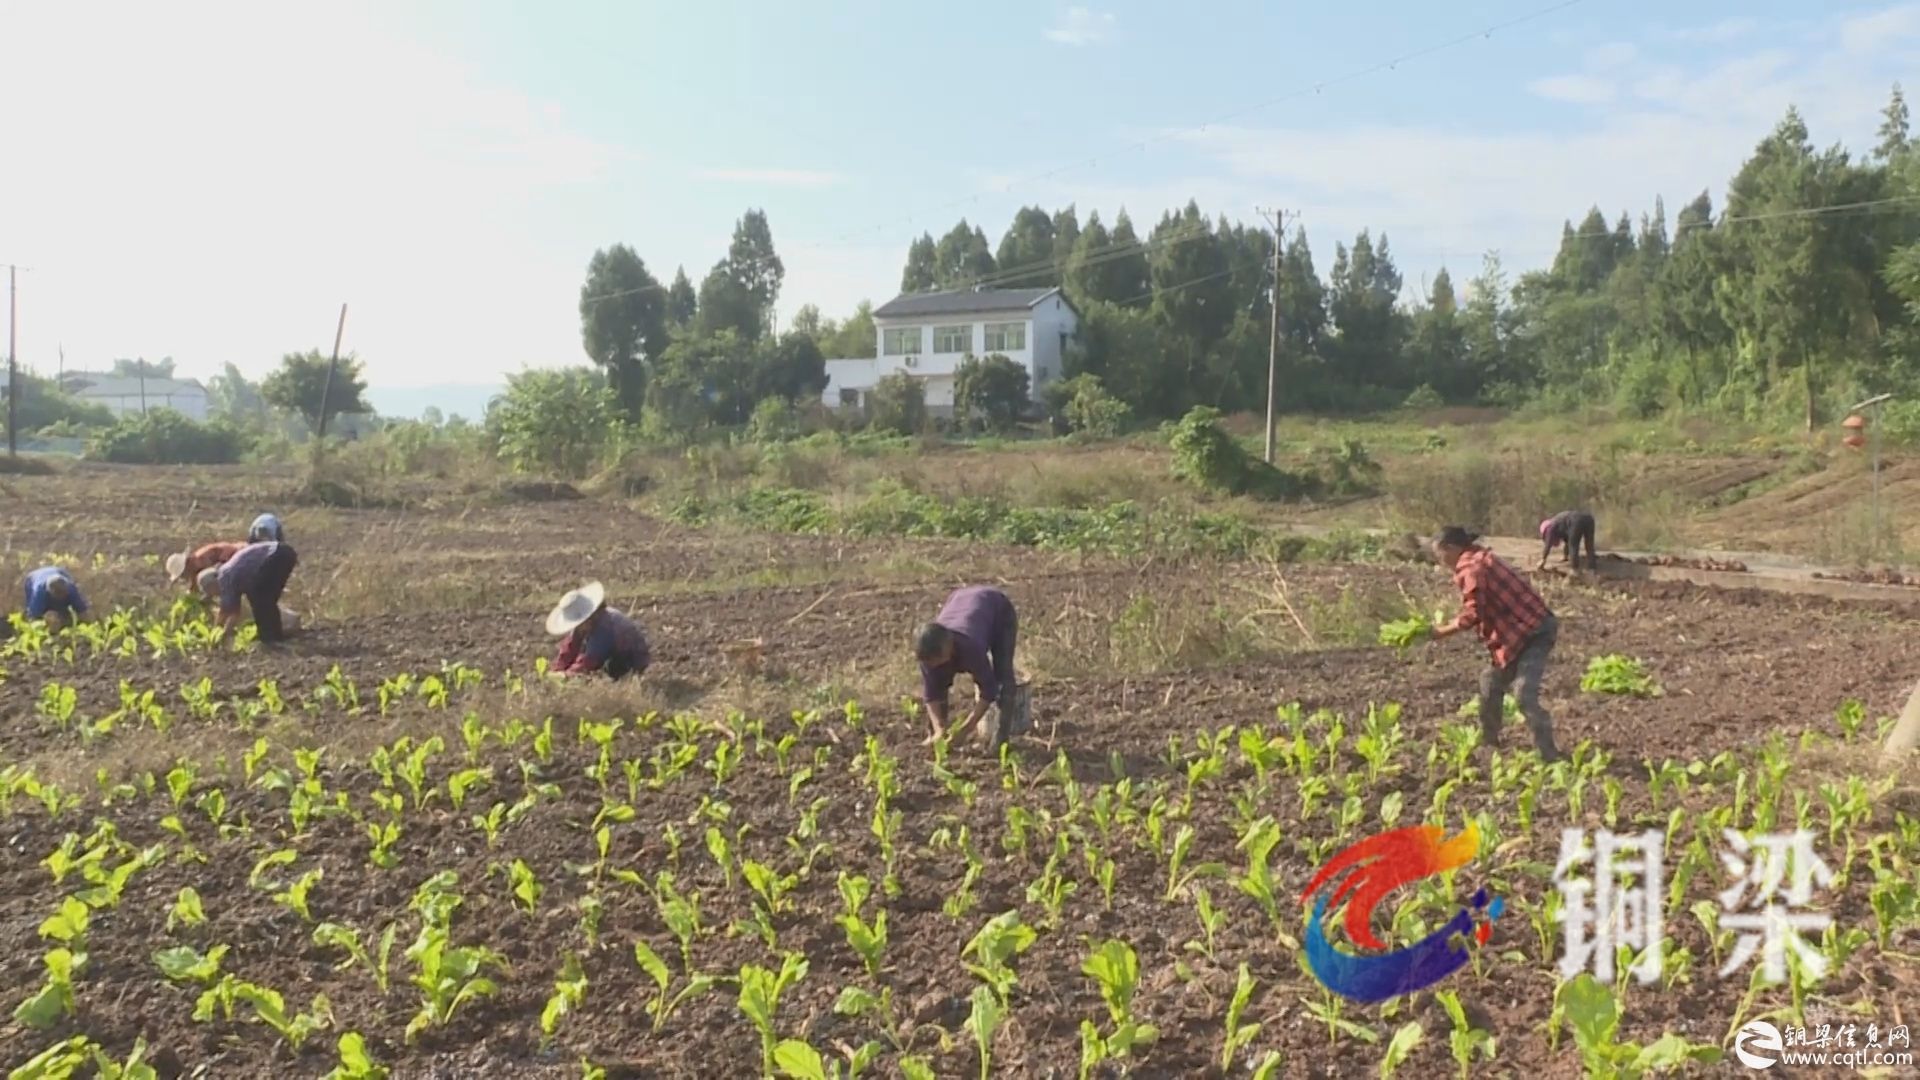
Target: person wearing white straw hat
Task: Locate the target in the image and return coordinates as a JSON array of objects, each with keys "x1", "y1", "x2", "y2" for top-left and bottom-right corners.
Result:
[
  {"x1": 549, "y1": 581, "x2": 651, "y2": 680},
  {"x1": 167, "y1": 541, "x2": 247, "y2": 590}
]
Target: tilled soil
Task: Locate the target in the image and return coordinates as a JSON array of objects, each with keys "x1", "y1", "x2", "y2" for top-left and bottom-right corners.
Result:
[{"x1": 2, "y1": 467, "x2": 1918, "y2": 1078}]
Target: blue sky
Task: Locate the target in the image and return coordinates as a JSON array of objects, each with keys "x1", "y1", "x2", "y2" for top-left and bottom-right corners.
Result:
[{"x1": 4, "y1": 0, "x2": 1918, "y2": 410}]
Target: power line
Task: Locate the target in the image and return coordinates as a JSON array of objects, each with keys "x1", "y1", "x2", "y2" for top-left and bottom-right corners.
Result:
[
  {"x1": 794, "y1": 0, "x2": 1586, "y2": 255},
  {"x1": 585, "y1": 0, "x2": 1588, "y2": 313}
]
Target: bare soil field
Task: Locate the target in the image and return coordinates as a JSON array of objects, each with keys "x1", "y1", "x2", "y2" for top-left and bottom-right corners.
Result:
[{"x1": 1, "y1": 465, "x2": 1917, "y2": 1078}]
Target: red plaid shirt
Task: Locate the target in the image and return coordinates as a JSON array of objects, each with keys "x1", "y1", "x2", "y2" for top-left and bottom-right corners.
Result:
[{"x1": 1451, "y1": 546, "x2": 1551, "y2": 668}]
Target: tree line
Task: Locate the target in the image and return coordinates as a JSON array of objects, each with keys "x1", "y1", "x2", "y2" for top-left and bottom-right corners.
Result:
[
  {"x1": 867, "y1": 91, "x2": 1917, "y2": 428},
  {"x1": 575, "y1": 88, "x2": 1915, "y2": 438}
]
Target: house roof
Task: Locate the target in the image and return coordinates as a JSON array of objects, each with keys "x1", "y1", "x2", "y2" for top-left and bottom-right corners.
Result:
[
  {"x1": 62, "y1": 374, "x2": 207, "y2": 398},
  {"x1": 873, "y1": 287, "x2": 1065, "y2": 320}
]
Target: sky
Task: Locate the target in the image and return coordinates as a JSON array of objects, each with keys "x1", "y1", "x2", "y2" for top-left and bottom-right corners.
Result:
[{"x1": 3, "y1": 0, "x2": 1918, "y2": 413}]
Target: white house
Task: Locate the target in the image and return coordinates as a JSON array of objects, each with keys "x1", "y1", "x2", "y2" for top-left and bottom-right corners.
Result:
[
  {"x1": 60, "y1": 372, "x2": 210, "y2": 421},
  {"x1": 823, "y1": 287, "x2": 1080, "y2": 415}
]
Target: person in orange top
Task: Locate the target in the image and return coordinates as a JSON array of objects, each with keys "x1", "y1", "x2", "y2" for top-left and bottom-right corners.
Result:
[{"x1": 166, "y1": 542, "x2": 248, "y2": 589}]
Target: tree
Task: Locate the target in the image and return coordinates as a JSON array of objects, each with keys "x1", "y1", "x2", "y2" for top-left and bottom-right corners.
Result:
[
  {"x1": 820, "y1": 301, "x2": 877, "y2": 359},
  {"x1": 933, "y1": 221, "x2": 996, "y2": 289},
  {"x1": 0, "y1": 373, "x2": 114, "y2": 436},
  {"x1": 953, "y1": 354, "x2": 1031, "y2": 432},
  {"x1": 901, "y1": 234, "x2": 938, "y2": 292},
  {"x1": 789, "y1": 303, "x2": 825, "y2": 340},
  {"x1": 658, "y1": 328, "x2": 756, "y2": 425},
  {"x1": 1276, "y1": 228, "x2": 1329, "y2": 382},
  {"x1": 486, "y1": 367, "x2": 619, "y2": 477},
  {"x1": 1150, "y1": 202, "x2": 1232, "y2": 348},
  {"x1": 993, "y1": 206, "x2": 1058, "y2": 288},
  {"x1": 757, "y1": 331, "x2": 827, "y2": 404},
  {"x1": 579, "y1": 244, "x2": 667, "y2": 418},
  {"x1": 866, "y1": 372, "x2": 926, "y2": 435},
  {"x1": 1104, "y1": 211, "x2": 1151, "y2": 305},
  {"x1": 1051, "y1": 206, "x2": 1081, "y2": 280},
  {"x1": 1407, "y1": 267, "x2": 1470, "y2": 401},
  {"x1": 695, "y1": 263, "x2": 763, "y2": 341},
  {"x1": 724, "y1": 209, "x2": 785, "y2": 334},
  {"x1": 112, "y1": 357, "x2": 176, "y2": 379},
  {"x1": 1878, "y1": 83, "x2": 1911, "y2": 161},
  {"x1": 206, "y1": 362, "x2": 269, "y2": 425},
  {"x1": 1326, "y1": 230, "x2": 1407, "y2": 393},
  {"x1": 261, "y1": 350, "x2": 371, "y2": 433},
  {"x1": 667, "y1": 266, "x2": 698, "y2": 327}
]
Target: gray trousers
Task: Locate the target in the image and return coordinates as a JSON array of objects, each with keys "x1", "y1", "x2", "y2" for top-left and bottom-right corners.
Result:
[{"x1": 1480, "y1": 615, "x2": 1560, "y2": 755}]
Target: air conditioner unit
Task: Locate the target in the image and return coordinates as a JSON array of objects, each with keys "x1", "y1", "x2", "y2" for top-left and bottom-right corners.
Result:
[{"x1": 903, "y1": 355, "x2": 919, "y2": 368}]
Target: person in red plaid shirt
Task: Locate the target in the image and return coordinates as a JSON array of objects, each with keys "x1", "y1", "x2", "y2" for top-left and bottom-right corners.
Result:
[{"x1": 1430, "y1": 525, "x2": 1566, "y2": 762}]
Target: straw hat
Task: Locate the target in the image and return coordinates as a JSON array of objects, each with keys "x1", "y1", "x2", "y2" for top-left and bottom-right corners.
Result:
[
  {"x1": 546, "y1": 581, "x2": 607, "y2": 636},
  {"x1": 165, "y1": 551, "x2": 190, "y2": 582}
]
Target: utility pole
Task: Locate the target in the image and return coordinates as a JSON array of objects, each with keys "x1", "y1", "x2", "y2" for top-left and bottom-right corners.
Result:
[
  {"x1": 315, "y1": 303, "x2": 349, "y2": 445},
  {"x1": 7, "y1": 265, "x2": 20, "y2": 459},
  {"x1": 1255, "y1": 208, "x2": 1289, "y2": 463}
]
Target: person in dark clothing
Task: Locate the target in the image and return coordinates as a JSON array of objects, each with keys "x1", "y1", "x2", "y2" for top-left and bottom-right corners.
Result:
[
  {"x1": 914, "y1": 586, "x2": 1020, "y2": 750},
  {"x1": 1538, "y1": 510, "x2": 1598, "y2": 571},
  {"x1": 212, "y1": 540, "x2": 299, "y2": 643}
]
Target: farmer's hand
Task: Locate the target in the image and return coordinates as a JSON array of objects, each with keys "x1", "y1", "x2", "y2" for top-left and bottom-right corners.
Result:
[{"x1": 1431, "y1": 622, "x2": 1459, "y2": 641}]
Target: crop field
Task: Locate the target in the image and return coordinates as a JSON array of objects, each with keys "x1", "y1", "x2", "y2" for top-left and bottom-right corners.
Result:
[{"x1": 2, "y1": 466, "x2": 1919, "y2": 1078}]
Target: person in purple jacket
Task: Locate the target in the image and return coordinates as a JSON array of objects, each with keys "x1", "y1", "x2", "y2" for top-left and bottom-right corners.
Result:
[
  {"x1": 22, "y1": 566, "x2": 89, "y2": 629},
  {"x1": 914, "y1": 585, "x2": 1019, "y2": 750}
]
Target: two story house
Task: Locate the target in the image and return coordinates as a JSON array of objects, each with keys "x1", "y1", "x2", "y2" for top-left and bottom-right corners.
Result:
[{"x1": 822, "y1": 287, "x2": 1080, "y2": 415}]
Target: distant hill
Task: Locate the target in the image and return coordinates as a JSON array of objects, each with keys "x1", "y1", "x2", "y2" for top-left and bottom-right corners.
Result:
[{"x1": 366, "y1": 384, "x2": 502, "y2": 423}]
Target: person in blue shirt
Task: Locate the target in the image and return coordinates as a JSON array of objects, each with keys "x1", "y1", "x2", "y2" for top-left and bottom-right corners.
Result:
[
  {"x1": 22, "y1": 566, "x2": 89, "y2": 629},
  {"x1": 249, "y1": 513, "x2": 286, "y2": 543}
]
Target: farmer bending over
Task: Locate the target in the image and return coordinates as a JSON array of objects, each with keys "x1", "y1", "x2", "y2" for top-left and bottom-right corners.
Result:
[
  {"x1": 1539, "y1": 510, "x2": 1598, "y2": 571},
  {"x1": 548, "y1": 581, "x2": 651, "y2": 680},
  {"x1": 22, "y1": 566, "x2": 89, "y2": 629},
  {"x1": 167, "y1": 541, "x2": 247, "y2": 589},
  {"x1": 914, "y1": 585, "x2": 1018, "y2": 750},
  {"x1": 1430, "y1": 526, "x2": 1565, "y2": 763},
  {"x1": 249, "y1": 513, "x2": 287, "y2": 544},
  {"x1": 208, "y1": 539, "x2": 300, "y2": 643}
]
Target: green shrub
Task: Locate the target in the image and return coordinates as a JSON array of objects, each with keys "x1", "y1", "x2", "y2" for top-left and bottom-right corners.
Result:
[
  {"x1": 1403, "y1": 384, "x2": 1445, "y2": 410},
  {"x1": 1168, "y1": 406, "x2": 1322, "y2": 501},
  {"x1": 1049, "y1": 374, "x2": 1131, "y2": 439},
  {"x1": 91, "y1": 410, "x2": 249, "y2": 464},
  {"x1": 747, "y1": 397, "x2": 803, "y2": 443},
  {"x1": 953, "y1": 354, "x2": 1030, "y2": 434},
  {"x1": 488, "y1": 368, "x2": 619, "y2": 477},
  {"x1": 867, "y1": 373, "x2": 926, "y2": 436}
]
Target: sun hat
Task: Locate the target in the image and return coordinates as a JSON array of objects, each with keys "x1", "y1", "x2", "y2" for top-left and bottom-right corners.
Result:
[
  {"x1": 1539, "y1": 518, "x2": 1555, "y2": 541},
  {"x1": 196, "y1": 567, "x2": 220, "y2": 598},
  {"x1": 165, "y1": 551, "x2": 190, "y2": 582},
  {"x1": 546, "y1": 581, "x2": 607, "y2": 636}
]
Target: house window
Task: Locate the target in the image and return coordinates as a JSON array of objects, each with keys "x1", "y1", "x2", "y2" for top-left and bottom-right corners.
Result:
[
  {"x1": 932, "y1": 325, "x2": 972, "y2": 354},
  {"x1": 984, "y1": 321, "x2": 1027, "y2": 352},
  {"x1": 883, "y1": 327, "x2": 922, "y2": 356},
  {"x1": 839, "y1": 388, "x2": 860, "y2": 407}
]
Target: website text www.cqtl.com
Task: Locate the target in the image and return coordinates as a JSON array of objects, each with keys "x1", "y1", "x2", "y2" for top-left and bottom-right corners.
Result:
[{"x1": 1775, "y1": 1049, "x2": 1915, "y2": 1069}]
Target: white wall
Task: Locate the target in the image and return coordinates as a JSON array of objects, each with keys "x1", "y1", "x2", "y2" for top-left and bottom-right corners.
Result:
[
  {"x1": 1029, "y1": 293, "x2": 1080, "y2": 393},
  {"x1": 79, "y1": 389, "x2": 209, "y2": 421}
]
